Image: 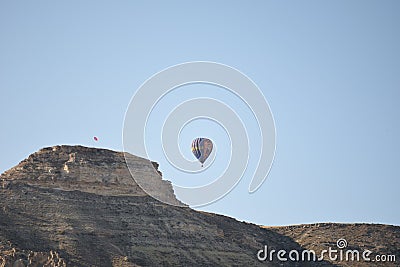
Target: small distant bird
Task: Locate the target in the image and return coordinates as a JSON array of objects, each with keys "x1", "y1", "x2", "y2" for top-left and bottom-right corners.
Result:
[{"x1": 93, "y1": 136, "x2": 98, "y2": 142}]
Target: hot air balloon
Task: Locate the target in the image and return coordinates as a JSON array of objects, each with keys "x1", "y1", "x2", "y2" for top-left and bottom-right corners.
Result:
[{"x1": 191, "y1": 138, "x2": 213, "y2": 167}]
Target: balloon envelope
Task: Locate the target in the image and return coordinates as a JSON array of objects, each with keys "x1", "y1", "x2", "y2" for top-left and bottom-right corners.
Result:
[{"x1": 191, "y1": 138, "x2": 213, "y2": 165}]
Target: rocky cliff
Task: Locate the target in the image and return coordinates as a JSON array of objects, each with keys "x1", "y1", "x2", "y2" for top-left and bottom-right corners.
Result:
[
  {"x1": 0, "y1": 145, "x2": 180, "y2": 205},
  {"x1": 0, "y1": 146, "x2": 398, "y2": 266}
]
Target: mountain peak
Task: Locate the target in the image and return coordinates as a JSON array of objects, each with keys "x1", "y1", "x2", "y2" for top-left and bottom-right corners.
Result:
[{"x1": 1, "y1": 145, "x2": 182, "y2": 205}]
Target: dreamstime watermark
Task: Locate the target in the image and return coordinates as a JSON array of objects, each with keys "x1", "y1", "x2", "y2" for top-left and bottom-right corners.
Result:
[
  {"x1": 123, "y1": 62, "x2": 276, "y2": 207},
  {"x1": 257, "y1": 238, "x2": 396, "y2": 263}
]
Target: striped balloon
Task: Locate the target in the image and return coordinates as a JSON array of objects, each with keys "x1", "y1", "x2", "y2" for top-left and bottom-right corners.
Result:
[{"x1": 191, "y1": 138, "x2": 213, "y2": 166}]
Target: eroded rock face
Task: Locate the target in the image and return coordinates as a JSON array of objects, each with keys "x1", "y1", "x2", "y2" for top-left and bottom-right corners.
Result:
[
  {"x1": 0, "y1": 145, "x2": 181, "y2": 205},
  {"x1": 0, "y1": 241, "x2": 66, "y2": 267},
  {"x1": 0, "y1": 146, "x2": 398, "y2": 267}
]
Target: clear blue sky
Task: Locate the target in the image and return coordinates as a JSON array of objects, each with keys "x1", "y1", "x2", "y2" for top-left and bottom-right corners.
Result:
[{"x1": 1, "y1": 1, "x2": 399, "y2": 226}]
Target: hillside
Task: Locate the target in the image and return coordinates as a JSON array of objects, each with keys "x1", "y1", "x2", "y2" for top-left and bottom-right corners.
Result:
[{"x1": 0, "y1": 146, "x2": 398, "y2": 266}]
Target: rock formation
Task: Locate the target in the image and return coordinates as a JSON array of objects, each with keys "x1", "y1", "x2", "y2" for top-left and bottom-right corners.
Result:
[
  {"x1": 1, "y1": 146, "x2": 180, "y2": 206},
  {"x1": 0, "y1": 146, "x2": 398, "y2": 266}
]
